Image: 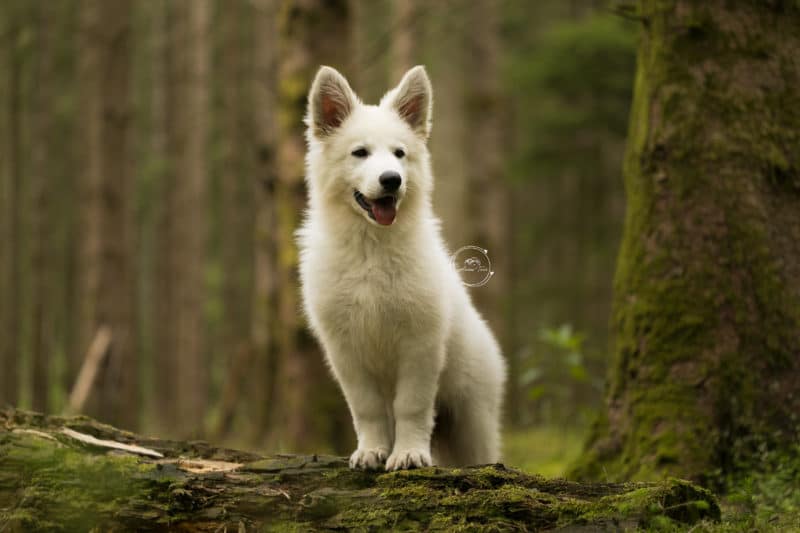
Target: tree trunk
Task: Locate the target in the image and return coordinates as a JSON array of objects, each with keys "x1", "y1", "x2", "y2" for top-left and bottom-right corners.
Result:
[
  {"x1": 0, "y1": 3, "x2": 23, "y2": 407},
  {"x1": 156, "y1": 0, "x2": 211, "y2": 438},
  {"x1": 211, "y1": 0, "x2": 259, "y2": 441},
  {"x1": 272, "y1": 0, "x2": 353, "y2": 454},
  {"x1": 0, "y1": 407, "x2": 720, "y2": 531},
  {"x1": 427, "y1": 4, "x2": 469, "y2": 249},
  {"x1": 348, "y1": 0, "x2": 391, "y2": 101},
  {"x1": 572, "y1": 1, "x2": 800, "y2": 482},
  {"x1": 150, "y1": 0, "x2": 175, "y2": 433},
  {"x1": 217, "y1": 0, "x2": 255, "y2": 394},
  {"x1": 464, "y1": 0, "x2": 515, "y2": 426},
  {"x1": 76, "y1": 0, "x2": 137, "y2": 429},
  {"x1": 246, "y1": 0, "x2": 281, "y2": 446},
  {"x1": 30, "y1": 3, "x2": 55, "y2": 413},
  {"x1": 390, "y1": 0, "x2": 417, "y2": 81}
]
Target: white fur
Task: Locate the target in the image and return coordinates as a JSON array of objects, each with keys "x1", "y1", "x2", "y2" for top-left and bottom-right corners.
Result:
[{"x1": 298, "y1": 65, "x2": 506, "y2": 470}]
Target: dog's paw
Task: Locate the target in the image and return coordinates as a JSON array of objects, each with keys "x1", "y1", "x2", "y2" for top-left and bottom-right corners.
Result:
[
  {"x1": 349, "y1": 447, "x2": 389, "y2": 470},
  {"x1": 385, "y1": 448, "x2": 431, "y2": 471}
]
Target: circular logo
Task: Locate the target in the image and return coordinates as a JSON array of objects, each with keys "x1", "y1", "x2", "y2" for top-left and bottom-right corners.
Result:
[{"x1": 450, "y1": 245, "x2": 494, "y2": 287}]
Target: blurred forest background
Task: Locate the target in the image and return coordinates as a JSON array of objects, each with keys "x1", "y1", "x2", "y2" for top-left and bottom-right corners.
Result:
[{"x1": 0, "y1": 0, "x2": 636, "y2": 470}]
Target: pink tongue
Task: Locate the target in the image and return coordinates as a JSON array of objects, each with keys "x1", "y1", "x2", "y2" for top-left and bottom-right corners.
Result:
[{"x1": 371, "y1": 199, "x2": 397, "y2": 226}]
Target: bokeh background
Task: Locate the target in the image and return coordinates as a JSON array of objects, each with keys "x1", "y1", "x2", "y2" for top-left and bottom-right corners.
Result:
[{"x1": 0, "y1": 0, "x2": 636, "y2": 475}]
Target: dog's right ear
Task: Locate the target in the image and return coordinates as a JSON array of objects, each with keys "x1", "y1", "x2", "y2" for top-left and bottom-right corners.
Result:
[{"x1": 307, "y1": 66, "x2": 358, "y2": 138}]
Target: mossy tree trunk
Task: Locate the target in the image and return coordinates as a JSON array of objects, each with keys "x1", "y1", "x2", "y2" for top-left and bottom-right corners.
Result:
[
  {"x1": 573, "y1": 0, "x2": 800, "y2": 483},
  {"x1": 0, "y1": 408, "x2": 719, "y2": 531}
]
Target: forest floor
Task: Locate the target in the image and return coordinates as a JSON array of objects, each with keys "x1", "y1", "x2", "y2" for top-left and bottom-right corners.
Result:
[
  {"x1": 505, "y1": 426, "x2": 800, "y2": 532},
  {"x1": 503, "y1": 425, "x2": 587, "y2": 478}
]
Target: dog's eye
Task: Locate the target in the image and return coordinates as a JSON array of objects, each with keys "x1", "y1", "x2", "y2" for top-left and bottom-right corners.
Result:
[
  {"x1": 351, "y1": 148, "x2": 369, "y2": 158},
  {"x1": 394, "y1": 148, "x2": 406, "y2": 159}
]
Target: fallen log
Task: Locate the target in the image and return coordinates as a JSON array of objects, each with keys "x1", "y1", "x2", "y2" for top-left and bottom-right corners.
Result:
[{"x1": 0, "y1": 408, "x2": 719, "y2": 531}]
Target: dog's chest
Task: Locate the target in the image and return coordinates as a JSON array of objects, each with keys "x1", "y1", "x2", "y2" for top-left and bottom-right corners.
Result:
[{"x1": 308, "y1": 243, "x2": 442, "y2": 358}]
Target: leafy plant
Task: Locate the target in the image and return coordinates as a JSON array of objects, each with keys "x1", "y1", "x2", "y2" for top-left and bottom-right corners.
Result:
[{"x1": 518, "y1": 324, "x2": 603, "y2": 426}]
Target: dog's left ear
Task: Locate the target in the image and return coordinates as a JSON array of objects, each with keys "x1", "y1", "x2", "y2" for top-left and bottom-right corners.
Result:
[
  {"x1": 383, "y1": 65, "x2": 432, "y2": 140},
  {"x1": 307, "y1": 66, "x2": 358, "y2": 138}
]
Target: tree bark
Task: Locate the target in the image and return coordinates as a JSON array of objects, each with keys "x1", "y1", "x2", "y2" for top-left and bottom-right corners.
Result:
[
  {"x1": 156, "y1": 0, "x2": 211, "y2": 437},
  {"x1": 76, "y1": 0, "x2": 137, "y2": 429},
  {"x1": 30, "y1": 3, "x2": 55, "y2": 413},
  {"x1": 0, "y1": 407, "x2": 719, "y2": 531},
  {"x1": 427, "y1": 4, "x2": 469, "y2": 249},
  {"x1": 0, "y1": 2, "x2": 23, "y2": 407},
  {"x1": 247, "y1": 0, "x2": 281, "y2": 446},
  {"x1": 464, "y1": 0, "x2": 515, "y2": 426},
  {"x1": 150, "y1": 0, "x2": 175, "y2": 432},
  {"x1": 390, "y1": 0, "x2": 417, "y2": 81},
  {"x1": 572, "y1": 1, "x2": 800, "y2": 482},
  {"x1": 272, "y1": 0, "x2": 354, "y2": 454},
  {"x1": 217, "y1": 0, "x2": 255, "y2": 393}
]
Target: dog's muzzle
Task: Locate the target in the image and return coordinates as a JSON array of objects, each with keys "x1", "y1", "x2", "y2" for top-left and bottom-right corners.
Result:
[{"x1": 354, "y1": 190, "x2": 397, "y2": 226}]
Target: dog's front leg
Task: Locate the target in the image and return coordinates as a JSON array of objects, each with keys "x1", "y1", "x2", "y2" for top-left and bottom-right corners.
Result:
[
  {"x1": 336, "y1": 365, "x2": 392, "y2": 470},
  {"x1": 386, "y1": 344, "x2": 443, "y2": 470}
]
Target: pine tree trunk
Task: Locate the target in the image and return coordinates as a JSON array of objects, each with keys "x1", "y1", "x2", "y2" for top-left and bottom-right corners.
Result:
[
  {"x1": 217, "y1": 0, "x2": 255, "y2": 385},
  {"x1": 0, "y1": 407, "x2": 720, "y2": 531},
  {"x1": 572, "y1": 0, "x2": 800, "y2": 482},
  {"x1": 464, "y1": 0, "x2": 515, "y2": 425},
  {"x1": 390, "y1": 0, "x2": 417, "y2": 81},
  {"x1": 272, "y1": 0, "x2": 354, "y2": 454},
  {"x1": 0, "y1": 3, "x2": 23, "y2": 407},
  {"x1": 157, "y1": 0, "x2": 211, "y2": 438},
  {"x1": 30, "y1": 4, "x2": 54, "y2": 413},
  {"x1": 76, "y1": 0, "x2": 137, "y2": 429},
  {"x1": 427, "y1": 4, "x2": 469, "y2": 249},
  {"x1": 151, "y1": 0, "x2": 176, "y2": 432},
  {"x1": 348, "y1": 0, "x2": 390, "y2": 101},
  {"x1": 247, "y1": 0, "x2": 282, "y2": 446},
  {"x1": 210, "y1": 0, "x2": 248, "y2": 440}
]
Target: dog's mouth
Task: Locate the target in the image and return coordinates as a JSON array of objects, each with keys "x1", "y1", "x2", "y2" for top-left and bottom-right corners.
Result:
[{"x1": 354, "y1": 190, "x2": 397, "y2": 226}]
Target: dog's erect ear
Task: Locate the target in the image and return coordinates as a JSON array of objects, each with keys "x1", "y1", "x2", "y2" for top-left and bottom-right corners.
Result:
[
  {"x1": 307, "y1": 66, "x2": 358, "y2": 138},
  {"x1": 382, "y1": 65, "x2": 432, "y2": 139}
]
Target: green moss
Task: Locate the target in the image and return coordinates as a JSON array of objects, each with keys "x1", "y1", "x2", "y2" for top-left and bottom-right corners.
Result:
[
  {"x1": 575, "y1": 0, "x2": 800, "y2": 484},
  {"x1": 0, "y1": 411, "x2": 723, "y2": 530},
  {"x1": 566, "y1": 479, "x2": 720, "y2": 530},
  {"x1": 0, "y1": 432, "x2": 174, "y2": 530}
]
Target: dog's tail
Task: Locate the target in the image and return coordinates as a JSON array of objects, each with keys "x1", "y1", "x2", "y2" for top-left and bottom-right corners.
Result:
[{"x1": 431, "y1": 400, "x2": 501, "y2": 467}]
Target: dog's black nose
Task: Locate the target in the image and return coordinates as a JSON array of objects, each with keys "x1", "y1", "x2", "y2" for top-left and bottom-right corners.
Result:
[{"x1": 379, "y1": 171, "x2": 402, "y2": 192}]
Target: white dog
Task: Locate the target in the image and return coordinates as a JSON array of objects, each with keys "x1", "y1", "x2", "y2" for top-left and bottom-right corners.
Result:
[{"x1": 298, "y1": 65, "x2": 506, "y2": 470}]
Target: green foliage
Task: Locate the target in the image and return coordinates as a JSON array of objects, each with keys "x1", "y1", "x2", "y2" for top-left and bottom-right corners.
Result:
[
  {"x1": 508, "y1": 14, "x2": 637, "y2": 177},
  {"x1": 503, "y1": 10, "x2": 637, "y2": 430},
  {"x1": 698, "y1": 445, "x2": 800, "y2": 532},
  {"x1": 510, "y1": 428, "x2": 800, "y2": 531},
  {"x1": 518, "y1": 324, "x2": 603, "y2": 426},
  {"x1": 539, "y1": 324, "x2": 589, "y2": 383}
]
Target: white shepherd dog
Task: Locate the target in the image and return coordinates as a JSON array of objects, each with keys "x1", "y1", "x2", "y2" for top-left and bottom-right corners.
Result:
[{"x1": 298, "y1": 65, "x2": 506, "y2": 470}]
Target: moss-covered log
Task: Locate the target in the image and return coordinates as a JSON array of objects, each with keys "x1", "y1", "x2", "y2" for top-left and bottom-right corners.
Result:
[
  {"x1": 0, "y1": 408, "x2": 718, "y2": 531},
  {"x1": 572, "y1": 1, "x2": 800, "y2": 483}
]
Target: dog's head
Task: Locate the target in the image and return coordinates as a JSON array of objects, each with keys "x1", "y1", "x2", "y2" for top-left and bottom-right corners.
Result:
[{"x1": 305, "y1": 66, "x2": 433, "y2": 227}]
